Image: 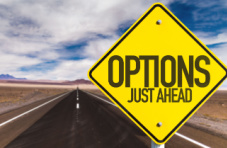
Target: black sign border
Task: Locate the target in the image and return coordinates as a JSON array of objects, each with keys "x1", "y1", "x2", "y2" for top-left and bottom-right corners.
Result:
[{"x1": 89, "y1": 4, "x2": 227, "y2": 143}]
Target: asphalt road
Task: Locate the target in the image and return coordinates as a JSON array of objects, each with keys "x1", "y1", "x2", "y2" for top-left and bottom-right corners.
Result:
[{"x1": 4, "y1": 90, "x2": 227, "y2": 148}]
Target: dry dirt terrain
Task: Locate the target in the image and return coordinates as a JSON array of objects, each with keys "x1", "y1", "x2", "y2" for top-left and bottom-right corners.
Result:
[
  {"x1": 0, "y1": 83, "x2": 96, "y2": 115},
  {"x1": 84, "y1": 89, "x2": 227, "y2": 140},
  {"x1": 0, "y1": 82, "x2": 97, "y2": 115},
  {"x1": 0, "y1": 83, "x2": 96, "y2": 89},
  {"x1": 0, "y1": 84, "x2": 226, "y2": 147},
  {"x1": 187, "y1": 90, "x2": 227, "y2": 139},
  {"x1": 0, "y1": 85, "x2": 226, "y2": 147},
  {"x1": 0, "y1": 86, "x2": 70, "y2": 114}
]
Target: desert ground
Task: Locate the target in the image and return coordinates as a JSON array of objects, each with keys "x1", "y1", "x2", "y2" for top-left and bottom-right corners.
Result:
[
  {"x1": 0, "y1": 83, "x2": 96, "y2": 115},
  {"x1": 0, "y1": 86, "x2": 68, "y2": 114},
  {"x1": 84, "y1": 88, "x2": 227, "y2": 140},
  {"x1": 0, "y1": 83, "x2": 226, "y2": 146},
  {"x1": 187, "y1": 90, "x2": 227, "y2": 139}
]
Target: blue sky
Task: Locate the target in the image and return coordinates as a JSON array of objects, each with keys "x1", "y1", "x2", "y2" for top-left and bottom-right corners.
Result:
[{"x1": 0, "y1": 0, "x2": 226, "y2": 86}]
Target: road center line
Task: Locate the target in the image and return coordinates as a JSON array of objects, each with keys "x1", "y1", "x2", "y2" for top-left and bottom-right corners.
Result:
[
  {"x1": 82, "y1": 90, "x2": 210, "y2": 148},
  {"x1": 0, "y1": 91, "x2": 71, "y2": 127},
  {"x1": 76, "y1": 103, "x2": 80, "y2": 109}
]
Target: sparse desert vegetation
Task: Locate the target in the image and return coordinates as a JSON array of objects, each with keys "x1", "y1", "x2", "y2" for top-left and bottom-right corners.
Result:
[
  {"x1": 187, "y1": 90, "x2": 227, "y2": 139},
  {"x1": 196, "y1": 90, "x2": 227, "y2": 120},
  {"x1": 0, "y1": 86, "x2": 70, "y2": 114},
  {"x1": 84, "y1": 88, "x2": 227, "y2": 140},
  {"x1": 1, "y1": 85, "x2": 227, "y2": 141}
]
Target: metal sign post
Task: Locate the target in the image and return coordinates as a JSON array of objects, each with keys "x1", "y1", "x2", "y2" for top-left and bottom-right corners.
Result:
[{"x1": 152, "y1": 140, "x2": 164, "y2": 148}]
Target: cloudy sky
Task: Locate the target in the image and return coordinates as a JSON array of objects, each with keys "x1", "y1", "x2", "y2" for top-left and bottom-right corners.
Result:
[{"x1": 0, "y1": 0, "x2": 226, "y2": 84}]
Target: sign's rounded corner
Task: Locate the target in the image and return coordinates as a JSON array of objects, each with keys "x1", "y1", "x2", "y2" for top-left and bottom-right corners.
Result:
[
  {"x1": 152, "y1": 2, "x2": 165, "y2": 7},
  {"x1": 224, "y1": 69, "x2": 227, "y2": 79},
  {"x1": 151, "y1": 138, "x2": 166, "y2": 145},
  {"x1": 148, "y1": 132, "x2": 168, "y2": 145},
  {"x1": 152, "y1": 2, "x2": 168, "y2": 10},
  {"x1": 88, "y1": 69, "x2": 94, "y2": 81}
]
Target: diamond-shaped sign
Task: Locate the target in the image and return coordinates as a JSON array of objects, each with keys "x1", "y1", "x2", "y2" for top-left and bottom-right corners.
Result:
[{"x1": 88, "y1": 3, "x2": 227, "y2": 144}]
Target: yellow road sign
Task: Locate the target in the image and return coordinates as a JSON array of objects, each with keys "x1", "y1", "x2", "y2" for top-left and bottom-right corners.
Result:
[{"x1": 88, "y1": 3, "x2": 227, "y2": 144}]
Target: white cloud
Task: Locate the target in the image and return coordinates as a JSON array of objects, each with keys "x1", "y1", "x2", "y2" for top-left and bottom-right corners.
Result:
[
  {"x1": 81, "y1": 36, "x2": 119, "y2": 60},
  {"x1": 211, "y1": 43, "x2": 227, "y2": 87},
  {"x1": 47, "y1": 59, "x2": 95, "y2": 80},
  {"x1": 0, "y1": 0, "x2": 164, "y2": 45},
  {"x1": 0, "y1": 51, "x2": 41, "y2": 73},
  {"x1": 0, "y1": 0, "x2": 172, "y2": 79},
  {"x1": 195, "y1": 31, "x2": 227, "y2": 45},
  {"x1": 0, "y1": 0, "x2": 226, "y2": 83},
  {"x1": 14, "y1": 59, "x2": 95, "y2": 80},
  {"x1": 211, "y1": 43, "x2": 227, "y2": 66}
]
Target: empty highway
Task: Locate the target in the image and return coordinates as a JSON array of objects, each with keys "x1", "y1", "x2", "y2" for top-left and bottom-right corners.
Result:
[{"x1": 0, "y1": 90, "x2": 226, "y2": 148}]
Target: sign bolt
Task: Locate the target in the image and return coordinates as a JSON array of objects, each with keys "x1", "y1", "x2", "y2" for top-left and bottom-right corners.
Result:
[
  {"x1": 157, "y1": 122, "x2": 162, "y2": 127},
  {"x1": 157, "y1": 20, "x2": 162, "y2": 25}
]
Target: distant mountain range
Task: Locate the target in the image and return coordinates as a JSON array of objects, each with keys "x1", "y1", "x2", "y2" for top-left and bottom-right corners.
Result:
[
  {"x1": 64, "y1": 79, "x2": 93, "y2": 85},
  {"x1": 0, "y1": 74, "x2": 93, "y2": 85},
  {"x1": 0, "y1": 74, "x2": 26, "y2": 80}
]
